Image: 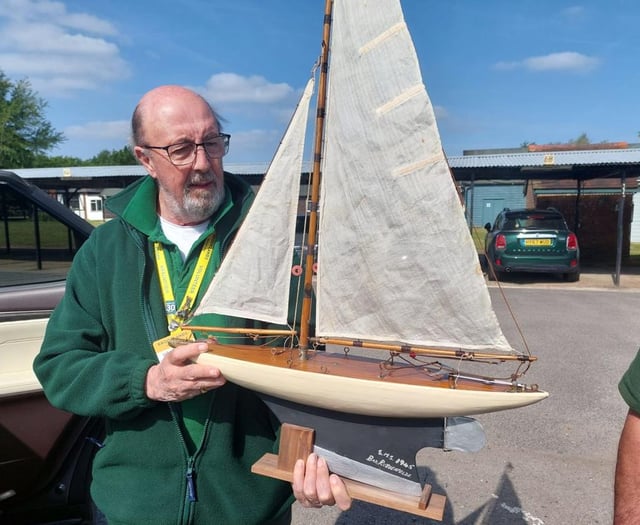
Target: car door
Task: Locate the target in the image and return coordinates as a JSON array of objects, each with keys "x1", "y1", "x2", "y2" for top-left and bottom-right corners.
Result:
[{"x1": 0, "y1": 171, "x2": 103, "y2": 524}]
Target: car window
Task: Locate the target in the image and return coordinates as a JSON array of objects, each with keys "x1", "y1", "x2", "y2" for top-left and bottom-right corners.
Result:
[
  {"x1": 0, "y1": 184, "x2": 83, "y2": 288},
  {"x1": 505, "y1": 213, "x2": 566, "y2": 230}
]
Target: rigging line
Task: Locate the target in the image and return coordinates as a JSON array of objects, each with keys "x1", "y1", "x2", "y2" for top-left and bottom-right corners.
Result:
[
  {"x1": 470, "y1": 221, "x2": 532, "y2": 358},
  {"x1": 291, "y1": 170, "x2": 313, "y2": 347},
  {"x1": 290, "y1": 71, "x2": 318, "y2": 349},
  {"x1": 492, "y1": 278, "x2": 532, "y2": 357}
]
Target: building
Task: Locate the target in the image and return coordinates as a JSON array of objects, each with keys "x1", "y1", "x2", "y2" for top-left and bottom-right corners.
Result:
[{"x1": 8, "y1": 143, "x2": 640, "y2": 261}]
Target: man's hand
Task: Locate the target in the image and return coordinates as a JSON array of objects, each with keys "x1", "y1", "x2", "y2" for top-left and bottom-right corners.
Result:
[
  {"x1": 145, "y1": 341, "x2": 225, "y2": 401},
  {"x1": 292, "y1": 453, "x2": 352, "y2": 511}
]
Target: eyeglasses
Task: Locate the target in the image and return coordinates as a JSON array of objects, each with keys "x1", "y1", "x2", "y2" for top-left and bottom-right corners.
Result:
[{"x1": 142, "y1": 133, "x2": 230, "y2": 166}]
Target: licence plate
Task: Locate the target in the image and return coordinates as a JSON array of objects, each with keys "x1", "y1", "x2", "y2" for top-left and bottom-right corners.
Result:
[{"x1": 524, "y1": 238, "x2": 552, "y2": 246}]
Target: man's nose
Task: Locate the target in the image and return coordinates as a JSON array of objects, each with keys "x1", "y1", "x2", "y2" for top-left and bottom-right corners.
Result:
[{"x1": 192, "y1": 144, "x2": 214, "y2": 170}]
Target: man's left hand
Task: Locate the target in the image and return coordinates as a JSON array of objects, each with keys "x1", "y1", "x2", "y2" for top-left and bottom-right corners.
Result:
[{"x1": 292, "y1": 453, "x2": 352, "y2": 510}]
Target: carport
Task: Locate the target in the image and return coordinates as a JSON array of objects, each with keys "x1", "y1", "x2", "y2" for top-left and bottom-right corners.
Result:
[{"x1": 448, "y1": 147, "x2": 640, "y2": 286}]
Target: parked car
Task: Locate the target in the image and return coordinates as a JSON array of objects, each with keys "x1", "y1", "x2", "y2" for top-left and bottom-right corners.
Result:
[
  {"x1": 0, "y1": 171, "x2": 103, "y2": 524},
  {"x1": 484, "y1": 207, "x2": 580, "y2": 282}
]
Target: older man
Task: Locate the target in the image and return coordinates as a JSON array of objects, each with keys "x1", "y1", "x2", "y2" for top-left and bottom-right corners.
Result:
[{"x1": 34, "y1": 85, "x2": 349, "y2": 525}]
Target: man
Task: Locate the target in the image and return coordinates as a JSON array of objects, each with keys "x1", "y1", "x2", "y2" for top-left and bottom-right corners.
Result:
[
  {"x1": 34, "y1": 85, "x2": 350, "y2": 524},
  {"x1": 615, "y1": 352, "x2": 640, "y2": 524}
]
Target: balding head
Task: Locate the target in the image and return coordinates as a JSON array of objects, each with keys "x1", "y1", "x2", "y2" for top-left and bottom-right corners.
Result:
[{"x1": 131, "y1": 85, "x2": 221, "y2": 147}]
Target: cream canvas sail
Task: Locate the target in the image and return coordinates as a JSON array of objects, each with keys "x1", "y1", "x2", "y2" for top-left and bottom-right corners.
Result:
[
  {"x1": 195, "y1": 78, "x2": 314, "y2": 324},
  {"x1": 315, "y1": 1, "x2": 512, "y2": 352}
]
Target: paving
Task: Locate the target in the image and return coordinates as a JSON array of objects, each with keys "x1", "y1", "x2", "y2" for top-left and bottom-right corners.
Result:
[
  {"x1": 290, "y1": 267, "x2": 640, "y2": 524},
  {"x1": 486, "y1": 263, "x2": 640, "y2": 291}
]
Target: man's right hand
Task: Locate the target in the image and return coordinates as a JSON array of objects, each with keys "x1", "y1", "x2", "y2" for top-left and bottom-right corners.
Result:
[{"x1": 145, "y1": 342, "x2": 226, "y2": 401}]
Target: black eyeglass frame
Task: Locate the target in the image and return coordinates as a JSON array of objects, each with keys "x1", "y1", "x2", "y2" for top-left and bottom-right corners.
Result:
[{"x1": 142, "y1": 133, "x2": 230, "y2": 165}]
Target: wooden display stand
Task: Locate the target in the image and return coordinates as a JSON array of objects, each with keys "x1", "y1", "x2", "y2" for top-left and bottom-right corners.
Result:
[{"x1": 251, "y1": 423, "x2": 446, "y2": 521}]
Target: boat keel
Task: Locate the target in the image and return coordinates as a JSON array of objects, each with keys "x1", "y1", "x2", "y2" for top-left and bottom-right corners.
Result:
[{"x1": 255, "y1": 394, "x2": 486, "y2": 519}]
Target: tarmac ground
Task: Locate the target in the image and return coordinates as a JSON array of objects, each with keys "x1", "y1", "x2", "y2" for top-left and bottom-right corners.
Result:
[
  {"x1": 291, "y1": 277, "x2": 640, "y2": 524},
  {"x1": 485, "y1": 260, "x2": 640, "y2": 291}
]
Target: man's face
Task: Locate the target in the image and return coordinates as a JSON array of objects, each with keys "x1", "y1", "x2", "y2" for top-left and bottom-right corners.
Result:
[{"x1": 135, "y1": 94, "x2": 225, "y2": 225}]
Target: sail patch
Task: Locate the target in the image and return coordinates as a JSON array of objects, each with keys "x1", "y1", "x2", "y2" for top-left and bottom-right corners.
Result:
[
  {"x1": 376, "y1": 84, "x2": 425, "y2": 116},
  {"x1": 359, "y1": 22, "x2": 407, "y2": 56},
  {"x1": 392, "y1": 154, "x2": 445, "y2": 179}
]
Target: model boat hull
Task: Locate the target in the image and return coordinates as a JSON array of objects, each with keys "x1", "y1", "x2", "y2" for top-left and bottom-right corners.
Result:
[{"x1": 197, "y1": 344, "x2": 548, "y2": 418}]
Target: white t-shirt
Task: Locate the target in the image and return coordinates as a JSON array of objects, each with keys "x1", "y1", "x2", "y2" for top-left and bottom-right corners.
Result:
[{"x1": 159, "y1": 216, "x2": 209, "y2": 261}]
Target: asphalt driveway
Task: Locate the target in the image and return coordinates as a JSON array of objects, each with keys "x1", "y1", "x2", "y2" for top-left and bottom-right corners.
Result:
[{"x1": 290, "y1": 282, "x2": 640, "y2": 524}]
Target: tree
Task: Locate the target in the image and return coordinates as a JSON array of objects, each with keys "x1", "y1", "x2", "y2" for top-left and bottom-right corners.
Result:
[
  {"x1": 569, "y1": 133, "x2": 590, "y2": 145},
  {"x1": 33, "y1": 154, "x2": 84, "y2": 168},
  {"x1": 87, "y1": 146, "x2": 137, "y2": 166},
  {"x1": 0, "y1": 71, "x2": 65, "y2": 169}
]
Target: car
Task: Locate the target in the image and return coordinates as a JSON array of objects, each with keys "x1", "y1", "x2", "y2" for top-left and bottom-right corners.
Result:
[
  {"x1": 0, "y1": 170, "x2": 103, "y2": 525},
  {"x1": 484, "y1": 207, "x2": 580, "y2": 282}
]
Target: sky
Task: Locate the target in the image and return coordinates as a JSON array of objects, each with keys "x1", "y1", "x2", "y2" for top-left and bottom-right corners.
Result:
[{"x1": 1, "y1": 0, "x2": 639, "y2": 165}]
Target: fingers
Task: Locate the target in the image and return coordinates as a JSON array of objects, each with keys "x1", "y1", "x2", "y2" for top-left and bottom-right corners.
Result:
[
  {"x1": 165, "y1": 341, "x2": 209, "y2": 364},
  {"x1": 329, "y1": 473, "x2": 352, "y2": 511},
  {"x1": 145, "y1": 342, "x2": 226, "y2": 401},
  {"x1": 292, "y1": 454, "x2": 352, "y2": 510}
]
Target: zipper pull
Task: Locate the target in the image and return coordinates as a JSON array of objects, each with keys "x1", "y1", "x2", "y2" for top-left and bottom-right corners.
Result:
[{"x1": 186, "y1": 466, "x2": 197, "y2": 502}]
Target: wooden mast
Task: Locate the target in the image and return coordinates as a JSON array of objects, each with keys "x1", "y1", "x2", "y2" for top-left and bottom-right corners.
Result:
[{"x1": 299, "y1": 0, "x2": 333, "y2": 356}]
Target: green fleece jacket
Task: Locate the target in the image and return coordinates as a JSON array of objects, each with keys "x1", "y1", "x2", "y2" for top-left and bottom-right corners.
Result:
[{"x1": 33, "y1": 174, "x2": 293, "y2": 525}]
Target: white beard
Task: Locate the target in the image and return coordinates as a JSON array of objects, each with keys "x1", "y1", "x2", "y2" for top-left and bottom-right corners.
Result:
[{"x1": 159, "y1": 173, "x2": 225, "y2": 224}]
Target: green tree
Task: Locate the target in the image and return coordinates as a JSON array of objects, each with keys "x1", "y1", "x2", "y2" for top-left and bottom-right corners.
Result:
[
  {"x1": 87, "y1": 146, "x2": 137, "y2": 166},
  {"x1": 0, "y1": 71, "x2": 64, "y2": 168},
  {"x1": 569, "y1": 133, "x2": 590, "y2": 145},
  {"x1": 33, "y1": 154, "x2": 84, "y2": 168}
]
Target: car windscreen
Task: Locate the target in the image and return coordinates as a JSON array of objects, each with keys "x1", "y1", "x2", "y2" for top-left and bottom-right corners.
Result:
[{"x1": 504, "y1": 214, "x2": 565, "y2": 230}]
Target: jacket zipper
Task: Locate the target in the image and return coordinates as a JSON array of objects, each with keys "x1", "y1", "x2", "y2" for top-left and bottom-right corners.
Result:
[
  {"x1": 186, "y1": 457, "x2": 197, "y2": 502},
  {"x1": 130, "y1": 224, "x2": 196, "y2": 524}
]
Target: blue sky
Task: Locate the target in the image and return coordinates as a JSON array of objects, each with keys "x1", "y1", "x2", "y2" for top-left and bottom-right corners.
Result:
[{"x1": 1, "y1": 0, "x2": 638, "y2": 164}]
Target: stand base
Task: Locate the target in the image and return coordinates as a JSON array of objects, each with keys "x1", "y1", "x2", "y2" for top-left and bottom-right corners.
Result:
[{"x1": 251, "y1": 423, "x2": 446, "y2": 521}]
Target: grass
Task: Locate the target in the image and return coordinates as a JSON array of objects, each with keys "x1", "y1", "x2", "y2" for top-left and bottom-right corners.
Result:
[
  {"x1": 470, "y1": 227, "x2": 487, "y2": 252},
  {"x1": 0, "y1": 217, "x2": 76, "y2": 249}
]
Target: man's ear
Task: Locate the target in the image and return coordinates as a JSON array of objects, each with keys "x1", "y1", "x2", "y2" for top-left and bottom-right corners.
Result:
[{"x1": 134, "y1": 146, "x2": 156, "y2": 178}]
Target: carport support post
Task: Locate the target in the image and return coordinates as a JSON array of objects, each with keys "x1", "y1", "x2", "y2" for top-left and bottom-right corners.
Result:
[{"x1": 614, "y1": 173, "x2": 626, "y2": 286}]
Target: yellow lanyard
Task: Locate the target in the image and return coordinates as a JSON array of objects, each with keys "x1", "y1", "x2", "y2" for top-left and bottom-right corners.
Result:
[{"x1": 154, "y1": 234, "x2": 215, "y2": 334}]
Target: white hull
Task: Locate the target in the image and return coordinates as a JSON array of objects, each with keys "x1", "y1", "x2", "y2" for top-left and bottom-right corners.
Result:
[{"x1": 197, "y1": 349, "x2": 548, "y2": 418}]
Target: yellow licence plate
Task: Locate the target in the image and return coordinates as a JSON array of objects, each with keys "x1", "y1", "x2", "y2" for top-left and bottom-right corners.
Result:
[{"x1": 524, "y1": 238, "x2": 552, "y2": 246}]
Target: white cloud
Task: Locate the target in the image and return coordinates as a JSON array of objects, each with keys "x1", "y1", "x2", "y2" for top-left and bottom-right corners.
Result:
[
  {"x1": 0, "y1": 0, "x2": 128, "y2": 96},
  {"x1": 65, "y1": 120, "x2": 130, "y2": 141},
  {"x1": 493, "y1": 51, "x2": 600, "y2": 73},
  {"x1": 0, "y1": 0, "x2": 117, "y2": 35},
  {"x1": 434, "y1": 105, "x2": 448, "y2": 119},
  {"x1": 561, "y1": 6, "x2": 585, "y2": 20},
  {"x1": 199, "y1": 73, "x2": 294, "y2": 104},
  {"x1": 524, "y1": 51, "x2": 599, "y2": 72}
]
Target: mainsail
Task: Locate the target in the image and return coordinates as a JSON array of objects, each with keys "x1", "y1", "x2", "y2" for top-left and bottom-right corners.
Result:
[
  {"x1": 317, "y1": 1, "x2": 512, "y2": 352},
  {"x1": 195, "y1": 78, "x2": 314, "y2": 324}
]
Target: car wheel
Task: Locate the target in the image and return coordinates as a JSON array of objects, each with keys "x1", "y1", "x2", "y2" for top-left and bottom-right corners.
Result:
[{"x1": 564, "y1": 271, "x2": 580, "y2": 282}]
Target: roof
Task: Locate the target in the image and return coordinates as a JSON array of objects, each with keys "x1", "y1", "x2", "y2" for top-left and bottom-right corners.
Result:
[
  {"x1": 448, "y1": 148, "x2": 640, "y2": 169},
  {"x1": 9, "y1": 162, "x2": 274, "y2": 179},
  {"x1": 6, "y1": 147, "x2": 640, "y2": 187}
]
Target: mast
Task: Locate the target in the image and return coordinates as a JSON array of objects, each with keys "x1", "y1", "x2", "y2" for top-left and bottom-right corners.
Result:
[{"x1": 299, "y1": 0, "x2": 333, "y2": 355}]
